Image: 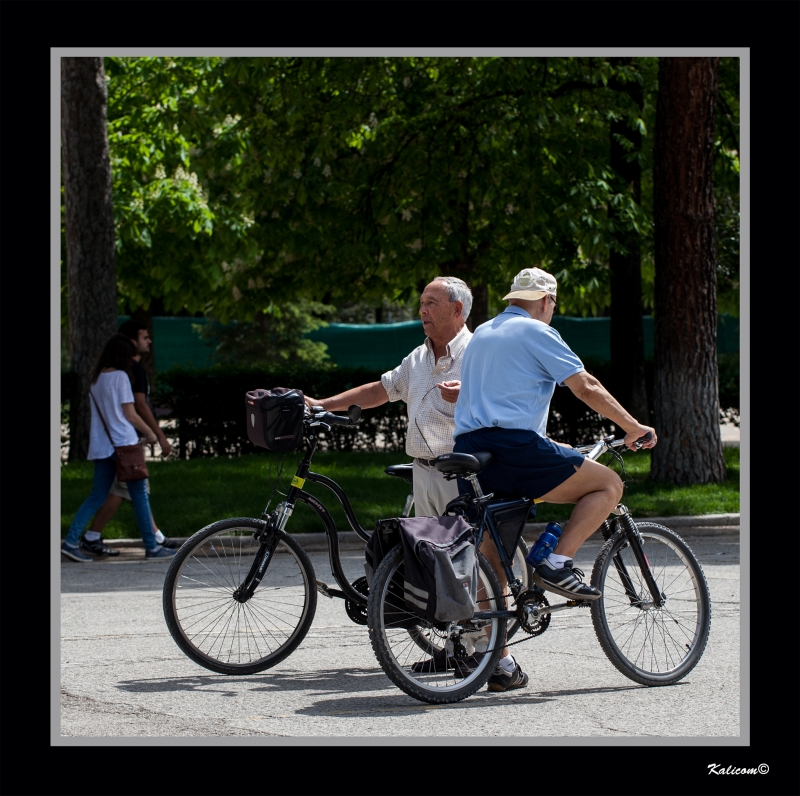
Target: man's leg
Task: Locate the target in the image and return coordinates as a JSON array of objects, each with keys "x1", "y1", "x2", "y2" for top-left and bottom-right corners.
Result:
[
  {"x1": 88, "y1": 494, "x2": 124, "y2": 533},
  {"x1": 536, "y1": 458, "x2": 624, "y2": 557}
]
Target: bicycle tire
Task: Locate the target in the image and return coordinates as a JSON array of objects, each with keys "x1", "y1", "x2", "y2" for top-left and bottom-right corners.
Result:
[
  {"x1": 368, "y1": 545, "x2": 506, "y2": 704},
  {"x1": 163, "y1": 517, "x2": 317, "y2": 675},
  {"x1": 407, "y1": 536, "x2": 532, "y2": 654},
  {"x1": 590, "y1": 522, "x2": 711, "y2": 686}
]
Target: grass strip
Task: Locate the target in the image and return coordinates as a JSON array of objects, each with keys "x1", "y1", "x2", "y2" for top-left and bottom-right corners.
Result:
[{"x1": 60, "y1": 447, "x2": 739, "y2": 540}]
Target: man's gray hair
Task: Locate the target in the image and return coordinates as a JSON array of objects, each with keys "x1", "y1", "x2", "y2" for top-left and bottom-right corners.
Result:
[{"x1": 433, "y1": 276, "x2": 473, "y2": 321}]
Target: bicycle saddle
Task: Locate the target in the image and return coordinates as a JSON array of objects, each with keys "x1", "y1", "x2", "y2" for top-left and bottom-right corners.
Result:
[
  {"x1": 384, "y1": 464, "x2": 414, "y2": 484},
  {"x1": 433, "y1": 451, "x2": 493, "y2": 475}
]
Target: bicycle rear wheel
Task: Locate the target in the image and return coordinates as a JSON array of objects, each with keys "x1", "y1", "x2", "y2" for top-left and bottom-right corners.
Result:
[
  {"x1": 163, "y1": 518, "x2": 317, "y2": 675},
  {"x1": 368, "y1": 545, "x2": 506, "y2": 704},
  {"x1": 590, "y1": 523, "x2": 711, "y2": 686}
]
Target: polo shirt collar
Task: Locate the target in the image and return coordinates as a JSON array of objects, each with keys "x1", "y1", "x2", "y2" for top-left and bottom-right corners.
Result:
[{"x1": 503, "y1": 305, "x2": 533, "y2": 320}]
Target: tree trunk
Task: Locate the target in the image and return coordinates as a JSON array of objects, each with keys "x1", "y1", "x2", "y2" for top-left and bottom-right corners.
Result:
[
  {"x1": 468, "y1": 283, "x2": 489, "y2": 330},
  {"x1": 62, "y1": 57, "x2": 118, "y2": 461},
  {"x1": 651, "y1": 57, "x2": 726, "y2": 484},
  {"x1": 608, "y1": 61, "x2": 649, "y2": 424}
]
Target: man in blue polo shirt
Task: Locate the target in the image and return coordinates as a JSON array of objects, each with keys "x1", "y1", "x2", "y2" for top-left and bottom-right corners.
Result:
[{"x1": 454, "y1": 267, "x2": 657, "y2": 686}]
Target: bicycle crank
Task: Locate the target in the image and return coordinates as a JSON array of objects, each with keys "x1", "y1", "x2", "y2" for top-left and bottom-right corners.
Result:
[{"x1": 516, "y1": 590, "x2": 552, "y2": 636}]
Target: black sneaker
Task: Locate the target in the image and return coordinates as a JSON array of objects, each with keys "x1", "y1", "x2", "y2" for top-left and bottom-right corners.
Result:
[
  {"x1": 79, "y1": 536, "x2": 120, "y2": 557},
  {"x1": 158, "y1": 535, "x2": 184, "y2": 549},
  {"x1": 533, "y1": 558, "x2": 601, "y2": 600},
  {"x1": 486, "y1": 661, "x2": 529, "y2": 692}
]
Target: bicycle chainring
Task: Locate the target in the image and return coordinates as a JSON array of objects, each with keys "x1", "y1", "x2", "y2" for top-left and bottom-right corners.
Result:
[
  {"x1": 344, "y1": 576, "x2": 369, "y2": 625},
  {"x1": 516, "y1": 590, "x2": 551, "y2": 636}
]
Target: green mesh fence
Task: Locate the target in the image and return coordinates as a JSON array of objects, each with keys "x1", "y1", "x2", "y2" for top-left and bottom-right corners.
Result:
[{"x1": 122, "y1": 314, "x2": 739, "y2": 373}]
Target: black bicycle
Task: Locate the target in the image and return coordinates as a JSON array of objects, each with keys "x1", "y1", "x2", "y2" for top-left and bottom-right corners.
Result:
[
  {"x1": 162, "y1": 405, "x2": 533, "y2": 675},
  {"x1": 366, "y1": 435, "x2": 712, "y2": 704}
]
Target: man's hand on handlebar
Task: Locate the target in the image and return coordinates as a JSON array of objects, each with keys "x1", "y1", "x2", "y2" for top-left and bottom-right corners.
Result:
[{"x1": 622, "y1": 424, "x2": 657, "y2": 451}]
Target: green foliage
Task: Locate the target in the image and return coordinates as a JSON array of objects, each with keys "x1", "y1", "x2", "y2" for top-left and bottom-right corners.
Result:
[
  {"x1": 198, "y1": 298, "x2": 336, "y2": 367},
  {"x1": 62, "y1": 57, "x2": 739, "y2": 355},
  {"x1": 103, "y1": 57, "x2": 234, "y2": 315},
  {"x1": 177, "y1": 57, "x2": 663, "y2": 318}
]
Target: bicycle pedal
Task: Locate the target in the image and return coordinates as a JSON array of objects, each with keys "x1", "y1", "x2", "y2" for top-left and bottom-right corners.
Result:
[{"x1": 315, "y1": 580, "x2": 334, "y2": 599}]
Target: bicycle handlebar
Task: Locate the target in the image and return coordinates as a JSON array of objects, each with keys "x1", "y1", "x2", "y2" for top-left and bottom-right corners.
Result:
[
  {"x1": 306, "y1": 404, "x2": 362, "y2": 427},
  {"x1": 574, "y1": 431, "x2": 653, "y2": 459}
]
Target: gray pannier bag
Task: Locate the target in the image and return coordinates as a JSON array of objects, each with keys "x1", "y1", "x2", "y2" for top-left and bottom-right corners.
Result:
[{"x1": 397, "y1": 516, "x2": 478, "y2": 623}]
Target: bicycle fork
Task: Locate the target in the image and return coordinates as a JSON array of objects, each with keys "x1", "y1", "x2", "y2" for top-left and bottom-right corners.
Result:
[
  {"x1": 609, "y1": 507, "x2": 665, "y2": 609},
  {"x1": 230, "y1": 506, "x2": 288, "y2": 604}
]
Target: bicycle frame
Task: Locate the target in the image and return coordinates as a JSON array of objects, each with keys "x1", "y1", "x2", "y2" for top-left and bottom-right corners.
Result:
[
  {"x1": 252, "y1": 425, "x2": 414, "y2": 608},
  {"x1": 465, "y1": 436, "x2": 663, "y2": 623}
]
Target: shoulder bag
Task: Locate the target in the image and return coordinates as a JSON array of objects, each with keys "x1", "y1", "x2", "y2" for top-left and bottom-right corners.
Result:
[{"x1": 89, "y1": 388, "x2": 150, "y2": 482}]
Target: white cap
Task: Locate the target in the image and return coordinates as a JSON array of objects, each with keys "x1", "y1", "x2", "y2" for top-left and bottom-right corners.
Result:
[{"x1": 502, "y1": 267, "x2": 557, "y2": 301}]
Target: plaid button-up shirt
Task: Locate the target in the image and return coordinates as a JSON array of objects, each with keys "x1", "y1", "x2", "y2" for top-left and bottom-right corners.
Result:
[{"x1": 381, "y1": 325, "x2": 472, "y2": 459}]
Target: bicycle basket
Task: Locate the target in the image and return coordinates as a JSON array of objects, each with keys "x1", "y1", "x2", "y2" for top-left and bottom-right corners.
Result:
[{"x1": 245, "y1": 388, "x2": 305, "y2": 452}]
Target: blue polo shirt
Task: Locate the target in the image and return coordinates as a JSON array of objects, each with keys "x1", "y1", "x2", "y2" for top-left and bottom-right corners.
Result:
[{"x1": 453, "y1": 305, "x2": 584, "y2": 439}]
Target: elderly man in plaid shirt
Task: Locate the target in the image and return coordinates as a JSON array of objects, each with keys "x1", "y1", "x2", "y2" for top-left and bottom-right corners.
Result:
[
  {"x1": 304, "y1": 276, "x2": 472, "y2": 517},
  {"x1": 305, "y1": 277, "x2": 532, "y2": 690}
]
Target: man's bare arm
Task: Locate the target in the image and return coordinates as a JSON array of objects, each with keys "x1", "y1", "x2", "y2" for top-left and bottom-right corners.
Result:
[
  {"x1": 563, "y1": 371, "x2": 657, "y2": 449},
  {"x1": 304, "y1": 381, "x2": 389, "y2": 412},
  {"x1": 133, "y1": 393, "x2": 172, "y2": 456},
  {"x1": 122, "y1": 403, "x2": 158, "y2": 443}
]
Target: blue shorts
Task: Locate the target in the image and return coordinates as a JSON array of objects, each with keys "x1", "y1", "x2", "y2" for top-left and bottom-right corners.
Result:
[{"x1": 453, "y1": 427, "x2": 585, "y2": 500}]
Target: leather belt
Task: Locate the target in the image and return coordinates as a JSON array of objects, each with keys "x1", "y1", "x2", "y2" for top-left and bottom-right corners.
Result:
[{"x1": 415, "y1": 458, "x2": 438, "y2": 467}]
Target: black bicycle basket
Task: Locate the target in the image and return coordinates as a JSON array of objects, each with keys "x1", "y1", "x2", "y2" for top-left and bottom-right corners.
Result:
[{"x1": 245, "y1": 387, "x2": 305, "y2": 452}]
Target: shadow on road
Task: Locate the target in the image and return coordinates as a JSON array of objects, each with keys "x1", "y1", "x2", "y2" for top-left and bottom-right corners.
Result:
[{"x1": 115, "y1": 669, "x2": 656, "y2": 718}]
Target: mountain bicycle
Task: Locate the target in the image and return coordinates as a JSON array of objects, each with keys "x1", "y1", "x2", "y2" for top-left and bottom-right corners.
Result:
[
  {"x1": 366, "y1": 434, "x2": 712, "y2": 704},
  {"x1": 162, "y1": 405, "x2": 533, "y2": 675}
]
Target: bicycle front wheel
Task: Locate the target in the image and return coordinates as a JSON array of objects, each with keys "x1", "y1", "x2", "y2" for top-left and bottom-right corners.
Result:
[
  {"x1": 368, "y1": 545, "x2": 506, "y2": 704},
  {"x1": 163, "y1": 518, "x2": 317, "y2": 675},
  {"x1": 590, "y1": 523, "x2": 711, "y2": 686}
]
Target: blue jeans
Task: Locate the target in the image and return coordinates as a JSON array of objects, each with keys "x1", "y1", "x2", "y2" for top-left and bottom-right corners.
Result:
[{"x1": 65, "y1": 454, "x2": 157, "y2": 550}]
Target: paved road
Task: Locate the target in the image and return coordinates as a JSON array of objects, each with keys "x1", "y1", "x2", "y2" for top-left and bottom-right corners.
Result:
[{"x1": 58, "y1": 528, "x2": 740, "y2": 741}]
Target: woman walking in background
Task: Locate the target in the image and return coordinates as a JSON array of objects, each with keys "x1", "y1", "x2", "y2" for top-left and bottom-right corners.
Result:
[{"x1": 61, "y1": 333, "x2": 177, "y2": 562}]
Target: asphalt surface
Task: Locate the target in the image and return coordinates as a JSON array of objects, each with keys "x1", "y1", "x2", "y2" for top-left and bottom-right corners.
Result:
[{"x1": 58, "y1": 524, "x2": 741, "y2": 741}]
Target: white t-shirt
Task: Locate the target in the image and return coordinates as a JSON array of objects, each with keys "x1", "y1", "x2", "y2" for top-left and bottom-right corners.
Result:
[{"x1": 87, "y1": 370, "x2": 139, "y2": 460}]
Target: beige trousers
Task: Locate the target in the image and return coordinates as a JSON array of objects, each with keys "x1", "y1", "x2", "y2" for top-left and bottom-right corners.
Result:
[{"x1": 411, "y1": 459, "x2": 461, "y2": 517}]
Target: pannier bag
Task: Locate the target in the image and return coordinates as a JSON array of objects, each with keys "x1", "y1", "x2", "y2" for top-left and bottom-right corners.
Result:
[
  {"x1": 245, "y1": 388, "x2": 305, "y2": 452},
  {"x1": 399, "y1": 516, "x2": 478, "y2": 623},
  {"x1": 365, "y1": 519, "x2": 418, "y2": 630}
]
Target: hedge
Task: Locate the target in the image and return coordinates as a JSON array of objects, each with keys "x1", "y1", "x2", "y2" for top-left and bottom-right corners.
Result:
[{"x1": 61, "y1": 353, "x2": 739, "y2": 459}]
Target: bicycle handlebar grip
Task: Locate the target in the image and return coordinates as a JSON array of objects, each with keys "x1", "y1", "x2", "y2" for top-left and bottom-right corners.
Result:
[{"x1": 323, "y1": 410, "x2": 361, "y2": 426}]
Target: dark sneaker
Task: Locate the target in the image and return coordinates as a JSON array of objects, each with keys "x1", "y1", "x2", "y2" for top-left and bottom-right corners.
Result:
[
  {"x1": 79, "y1": 536, "x2": 120, "y2": 557},
  {"x1": 486, "y1": 662, "x2": 529, "y2": 693},
  {"x1": 158, "y1": 535, "x2": 184, "y2": 550},
  {"x1": 410, "y1": 647, "x2": 482, "y2": 677},
  {"x1": 61, "y1": 541, "x2": 93, "y2": 563},
  {"x1": 145, "y1": 545, "x2": 177, "y2": 559},
  {"x1": 533, "y1": 558, "x2": 601, "y2": 600}
]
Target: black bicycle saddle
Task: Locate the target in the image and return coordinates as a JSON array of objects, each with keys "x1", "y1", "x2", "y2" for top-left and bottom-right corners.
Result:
[
  {"x1": 433, "y1": 451, "x2": 493, "y2": 475},
  {"x1": 384, "y1": 464, "x2": 414, "y2": 485}
]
